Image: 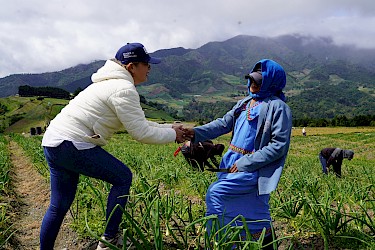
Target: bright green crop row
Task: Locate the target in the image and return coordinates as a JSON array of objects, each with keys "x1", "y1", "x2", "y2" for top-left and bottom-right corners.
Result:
[
  {"x1": 0, "y1": 135, "x2": 14, "y2": 248},
  {"x1": 7, "y1": 129, "x2": 375, "y2": 249}
]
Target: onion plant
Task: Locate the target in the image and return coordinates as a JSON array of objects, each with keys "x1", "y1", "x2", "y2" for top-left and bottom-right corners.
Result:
[{"x1": 7, "y1": 129, "x2": 375, "y2": 249}]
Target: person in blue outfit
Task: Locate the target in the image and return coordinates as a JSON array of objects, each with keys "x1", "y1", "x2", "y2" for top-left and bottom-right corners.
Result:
[{"x1": 185, "y1": 59, "x2": 292, "y2": 249}]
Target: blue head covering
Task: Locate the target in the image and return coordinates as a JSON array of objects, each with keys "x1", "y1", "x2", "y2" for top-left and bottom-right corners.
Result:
[{"x1": 247, "y1": 59, "x2": 286, "y2": 101}]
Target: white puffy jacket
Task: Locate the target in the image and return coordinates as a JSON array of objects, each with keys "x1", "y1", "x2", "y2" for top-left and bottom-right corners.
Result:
[{"x1": 43, "y1": 60, "x2": 176, "y2": 146}]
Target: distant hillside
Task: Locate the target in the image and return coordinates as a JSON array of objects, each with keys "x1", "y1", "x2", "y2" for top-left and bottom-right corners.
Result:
[
  {"x1": 0, "y1": 61, "x2": 105, "y2": 97},
  {"x1": 0, "y1": 34, "x2": 374, "y2": 120},
  {"x1": 0, "y1": 96, "x2": 175, "y2": 134},
  {"x1": 0, "y1": 96, "x2": 69, "y2": 133}
]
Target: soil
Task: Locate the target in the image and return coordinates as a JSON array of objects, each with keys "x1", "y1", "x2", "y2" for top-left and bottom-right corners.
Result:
[{"x1": 5, "y1": 140, "x2": 96, "y2": 250}]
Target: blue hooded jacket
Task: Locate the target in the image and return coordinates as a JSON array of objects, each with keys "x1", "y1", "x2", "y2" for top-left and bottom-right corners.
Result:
[{"x1": 193, "y1": 59, "x2": 292, "y2": 195}]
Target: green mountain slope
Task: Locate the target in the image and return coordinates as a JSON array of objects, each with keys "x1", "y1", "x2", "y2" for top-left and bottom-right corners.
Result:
[
  {"x1": 0, "y1": 97, "x2": 175, "y2": 134},
  {"x1": 0, "y1": 96, "x2": 68, "y2": 133},
  {"x1": 0, "y1": 34, "x2": 374, "y2": 120},
  {"x1": 288, "y1": 82, "x2": 375, "y2": 119}
]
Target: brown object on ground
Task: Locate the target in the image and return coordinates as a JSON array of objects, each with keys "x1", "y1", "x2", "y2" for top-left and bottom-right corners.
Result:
[{"x1": 6, "y1": 140, "x2": 94, "y2": 250}]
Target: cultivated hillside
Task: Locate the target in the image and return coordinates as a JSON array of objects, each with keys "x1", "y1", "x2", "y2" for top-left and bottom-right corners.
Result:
[
  {"x1": 0, "y1": 34, "x2": 374, "y2": 120},
  {"x1": 0, "y1": 96, "x2": 175, "y2": 134}
]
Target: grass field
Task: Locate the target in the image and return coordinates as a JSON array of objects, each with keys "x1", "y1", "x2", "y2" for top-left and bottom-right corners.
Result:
[{"x1": 1, "y1": 127, "x2": 374, "y2": 249}]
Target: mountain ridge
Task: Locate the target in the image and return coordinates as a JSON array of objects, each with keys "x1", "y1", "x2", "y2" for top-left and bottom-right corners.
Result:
[{"x1": 1, "y1": 34, "x2": 374, "y2": 120}]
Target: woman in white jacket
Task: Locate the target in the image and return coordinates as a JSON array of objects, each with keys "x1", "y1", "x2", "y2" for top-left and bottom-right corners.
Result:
[{"x1": 40, "y1": 43, "x2": 186, "y2": 250}]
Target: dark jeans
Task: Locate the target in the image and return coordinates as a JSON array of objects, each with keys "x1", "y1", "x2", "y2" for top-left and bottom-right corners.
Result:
[
  {"x1": 319, "y1": 153, "x2": 328, "y2": 174},
  {"x1": 319, "y1": 153, "x2": 341, "y2": 177},
  {"x1": 40, "y1": 141, "x2": 132, "y2": 250}
]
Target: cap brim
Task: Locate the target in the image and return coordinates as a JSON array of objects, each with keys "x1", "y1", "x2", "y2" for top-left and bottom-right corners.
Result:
[{"x1": 149, "y1": 57, "x2": 161, "y2": 64}]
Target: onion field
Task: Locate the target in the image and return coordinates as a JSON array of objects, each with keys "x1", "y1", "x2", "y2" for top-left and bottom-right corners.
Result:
[{"x1": 1, "y1": 127, "x2": 374, "y2": 249}]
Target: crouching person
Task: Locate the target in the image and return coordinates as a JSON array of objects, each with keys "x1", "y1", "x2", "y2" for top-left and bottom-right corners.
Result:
[
  {"x1": 319, "y1": 147, "x2": 354, "y2": 177},
  {"x1": 40, "y1": 43, "x2": 187, "y2": 250}
]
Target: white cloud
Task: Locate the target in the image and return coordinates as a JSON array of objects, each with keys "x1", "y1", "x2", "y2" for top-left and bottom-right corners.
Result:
[{"x1": 1, "y1": 0, "x2": 375, "y2": 77}]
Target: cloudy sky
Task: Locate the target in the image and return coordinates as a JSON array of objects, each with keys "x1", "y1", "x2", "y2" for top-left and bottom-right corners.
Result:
[{"x1": 1, "y1": 0, "x2": 374, "y2": 78}]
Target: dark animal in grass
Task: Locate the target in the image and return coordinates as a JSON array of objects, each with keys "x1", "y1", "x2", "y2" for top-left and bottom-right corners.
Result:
[{"x1": 178, "y1": 140, "x2": 225, "y2": 171}]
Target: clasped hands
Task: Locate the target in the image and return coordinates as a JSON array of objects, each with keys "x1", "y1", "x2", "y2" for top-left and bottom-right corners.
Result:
[
  {"x1": 172, "y1": 124, "x2": 239, "y2": 173},
  {"x1": 172, "y1": 124, "x2": 195, "y2": 144}
]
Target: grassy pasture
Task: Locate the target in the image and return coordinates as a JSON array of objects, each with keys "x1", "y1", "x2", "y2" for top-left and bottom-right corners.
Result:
[{"x1": 2, "y1": 127, "x2": 375, "y2": 249}]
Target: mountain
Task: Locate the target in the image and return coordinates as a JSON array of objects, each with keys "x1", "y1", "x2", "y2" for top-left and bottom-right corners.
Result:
[
  {"x1": 0, "y1": 34, "x2": 374, "y2": 120},
  {"x1": 0, "y1": 61, "x2": 105, "y2": 97}
]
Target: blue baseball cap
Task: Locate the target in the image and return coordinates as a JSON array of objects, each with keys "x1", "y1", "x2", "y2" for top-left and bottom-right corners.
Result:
[{"x1": 115, "y1": 43, "x2": 161, "y2": 65}]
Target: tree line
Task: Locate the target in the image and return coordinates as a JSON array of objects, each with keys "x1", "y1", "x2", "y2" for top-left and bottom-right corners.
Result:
[
  {"x1": 14, "y1": 87, "x2": 374, "y2": 127},
  {"x1": 181, "y1": 99, "x2": 375, "y2": 127},
  {"x1": 293, "y1": 115, "x2": 375, "y2": 127},
  {"x1": 18, "y1": 85, "x2": 70, "y2": 99}
]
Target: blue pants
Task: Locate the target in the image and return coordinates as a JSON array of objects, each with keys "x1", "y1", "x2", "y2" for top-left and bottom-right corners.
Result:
[
  {"x1": 319, "y1": 153, "x2": 328, "y2": 174},
  {"x1": 205, "y1": 172, "x2": 271, "y2": 237},
  {"x1": 40, "y1": 141, "x2": 132, "y2": 250}
]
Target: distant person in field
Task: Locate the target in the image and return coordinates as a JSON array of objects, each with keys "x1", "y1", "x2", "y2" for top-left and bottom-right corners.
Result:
[
  {"x1": 319, "y1": 147, "x2": 354, "y2": 177},
  {"x1": 302, "y1": 127, "x2": 306, "y2": 136},
  {"x1": 184, "y1": 59, "x2": 292, "y2": 249},
  {"x1": 40, "y1": 43, "x2": 187, "y2": 250}
]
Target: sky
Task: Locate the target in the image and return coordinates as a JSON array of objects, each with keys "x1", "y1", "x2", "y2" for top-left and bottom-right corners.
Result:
[{"x1": 1, "y1": 0, "x2": 375, "y2": 78}]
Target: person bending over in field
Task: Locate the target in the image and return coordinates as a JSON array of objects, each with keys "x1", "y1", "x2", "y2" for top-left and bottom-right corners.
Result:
[
  {"x1": 184, "y1": 59, "x2": 292, "y2": 249},
  {"x1": 40, "y1": 43, "x2": 189, "y2": 250},
  {"x1": 319, "y1": 147, "x2": 354, "y2": 177}
]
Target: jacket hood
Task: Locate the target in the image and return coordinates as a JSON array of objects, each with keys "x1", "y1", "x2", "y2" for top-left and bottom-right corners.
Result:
[
  {"x1": 248, "y1": 59, "x2": 286, "y2": 101},
  {"x1": 91, "y1": 60, "x2": 134, "y2": 84}
]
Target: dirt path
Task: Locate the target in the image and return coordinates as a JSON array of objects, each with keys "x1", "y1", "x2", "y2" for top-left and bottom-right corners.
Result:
[{"x1": 7, "y1": 140, "x2": 93, "y2": 250}]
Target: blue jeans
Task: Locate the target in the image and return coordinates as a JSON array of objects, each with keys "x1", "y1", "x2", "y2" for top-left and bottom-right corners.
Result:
[
  {"x1": 40, "y1": 141, "x2": 132, "y2": 250},
  {"x1": 319, "y1": 153, "x2": 328, "y2": 174}
]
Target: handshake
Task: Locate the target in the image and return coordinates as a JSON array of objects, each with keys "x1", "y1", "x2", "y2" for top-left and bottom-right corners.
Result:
[{"x1": 172, "y1": 124, "x2": 195, "y2": 143}]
